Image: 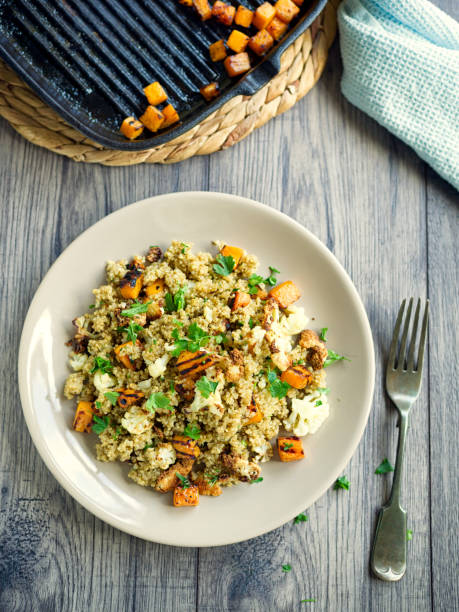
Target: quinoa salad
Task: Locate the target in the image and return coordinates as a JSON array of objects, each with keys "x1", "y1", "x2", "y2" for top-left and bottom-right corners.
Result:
[{"x1": 64, "y1": 241, "x2": 344, "y2": 507}]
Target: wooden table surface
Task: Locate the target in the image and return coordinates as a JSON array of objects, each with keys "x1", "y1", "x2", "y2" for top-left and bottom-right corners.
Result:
[{"x1": 1, "y1": 2, "x2": 458, "y2": 609}]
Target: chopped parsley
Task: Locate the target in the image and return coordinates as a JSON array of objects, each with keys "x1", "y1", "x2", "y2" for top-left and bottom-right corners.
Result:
[
  {"x1": 214, "y1": 333, "x2": 229, "y2": 345},
  {"x1": 173, "y1": 319, "x2": 184, "y2": 327},
  {"x1": 248, "y1": 273, "x2": 264, "y2": 294},
  {"x1": 324, "y1": 350, "x2": 350, "y2": 368},
  {"x1": 121, "y1": 300, "x2": 151, "y2": 318},
  {"x1": 248, "y1": 317, "x2": 255, "y2": 329},
  {"x1": 293, "y1": 513, "x2": 308, "y2": 524},
  {"x1": 206, "y1": 469, "x2": 221, "y2": 486},
  {"x1": 196, "y1": 376, "x2": 218, "y2": 398},
  {"x1": 294, "y1": 359, "x2": 305, "y2": 365},
  {"x1": 92, "y1": 415, "x2": 110, "y2": 435},
  {"x1": 315, "y1": 400, "x2": 323, "y2": 407},
  {"x1": 317, "y1": 387, "x2": 330, "y2": 394},
  {"x1": 267, "y1": 370, "x2": 290, "y2": 399},
  {"x1": 89, "y1": 304, "x2": 95, "y2": 309},
  {"x1": 181, "y1": 242, "x2": 189, "y2": 254},
  {"x1": 283, "y1": 442, "x2": 294, "y2": 450},
  {"x1": 184, "y1": 423, "x2": 201, "y2": 440},
  {"x1": 165, "y1": 286, "x2": 187, "y2": 313},
  {"x1": 250, "y1": 477, "x2": 263, "y2": 484},
  {"x1": 333, "y1": 476, "x2": 350, "y2": 490},
  {"x1": 104, "y1": 391, "x2": 120, "y2": 406},
  {"x1": 143, "y1": 443, "x2": 154, "y2": 451},
  {"x1": 169, "y1": 380, "x2": 176, "y2": 393},
  {"x1": 282, "y1": 564, "x2": 292, "y2": 572},
  {"x1": 119, "y1": 321, "x2": 143, "y2": 344},
  {"x1": 90, "y1": 356, "x2": 113, "y2": 374},
  {"x1": 145, "y1": 392, "x2": 172, "y2": 413},
  {"x1": 406, "y1": 529, "x2": 413, "y2": 541},
  {"x1": 265, "y1": 266, "x2": 280, "y2": 286},
  {"x1": 176, "y1": 473, "x2": 191, "y2": 489},
  {"x1": 112, "y1": 427, "x2": 122, "y2": 440},
  {"x1": 375, "y1": 458, "x2": 394, "y2": 474},
  {"x1": 213, "y1": 254, "x2": 235, "y2": 276},
  {"x1": 319, "y1": 327, "x2": 328, "y2": 342},
  {"x1": 171, "y1": 322, "x2": 210, "y2": 357}
]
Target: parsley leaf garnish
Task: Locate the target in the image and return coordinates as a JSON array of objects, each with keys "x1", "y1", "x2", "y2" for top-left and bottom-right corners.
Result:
[
  {"x1": 184, "y1": 423, "x2": 201, "y2": 440},
  {"x1": 143, "y1": 442, "x2": 154, "y2": 451},
  {"x1": 250, "y1": 477, "x2": 263, "y2": 484},
  {"x1": 315, "y1": 400, "x2": 323, "y2": 407},
  {"x1": 181, "y1": 242, "x2": 189, "y2": 254},
  {"x1": 267, "y1": 370, "x2": 290, "y2": 399},
  {"x1": 283, "y1": 442, "x2": 294, "y2": 450},
  {"x1": 317, "y1": 387, "x2": 330, "y2": 394},
  {"x1": 248, "y1": 273, "x2": 264, "y2": 294},
  {"x1": 89, "y1": 304, "x2": 95, "y2": 309},
  {"x1": 214, "y1": 334, "x2": 229, "y2": 345},
  {"x1": 282, "y1": 564, "x2": 291, "y2": 572},
  {"x1": 206, "y1": 469, "x2": 221, "y2": 486},
  {"x1": 165, "y1": 286, "x2": 187, "y2": 313},
  {"x1": 119, "y1": 321, "x2": 143, "y2": 344},
  {"x1": 333, "y1": 476, "x2": 350, "y2": 490},
  {"x1": 196, "y1": 376, "x2": 218, "y2": 398},
  {"x1": 171, "y1": 323, "x2": 210, "y2": 356},
  {"x1": 104, "y1": 391, "x2": 120, "y2": 406},
  {"x1": 249, "y1": 317, "x2": 255, "y2": 329},
  {"x1": 112, "y1": 427, "x2": 122, "y2": 440},
  {"x1": 92, "y1": 415, "x2": 110, "y2": 435},
  {"x1": 406, "y1": 529, "x2": 413, "y2": 541},
  {"x1": 145, "y1": 392, "x2": 172, "y2": 413},
  {"x1": 213, "y1": 254, "x2": 235, "y2": 276},
  {"x1": 121, "y1": 300, "x2": 151, "y2": 318},
  {"x1": 90, "y1": 356, "x2": 113, "y2": 374},
  {"x1": 375, "y1": 458, "x2": 395, "y2": 474},
  {"x1": 319, "y1": 327, "x2": 328, "y2": 342},
  {"x1": 176, "y1": 473, "x2": 191, "y2": 489},
  {"x1": 324, "y1": 350, "x2": 350, "y2": 367},
  {"x1": 294, "y1": 513, "x2": 308, "y2": 524},
  {"x1": 265, "y1": 266, "x2": 280, "y2": 286}
]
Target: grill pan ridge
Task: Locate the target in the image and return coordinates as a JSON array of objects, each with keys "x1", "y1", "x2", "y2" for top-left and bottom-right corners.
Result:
[{"x1": 0, "y1": 0, "x2": 327, "y2": 151}]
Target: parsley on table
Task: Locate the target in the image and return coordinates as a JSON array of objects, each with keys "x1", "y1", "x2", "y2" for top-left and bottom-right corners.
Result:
[
  {"x1": 294, "y1": 513, "x2": 308, "y2": 524},
  {"x1": 319, "y1": 327, "x2": 328, "y2": 342},
  {"x1": 333, "y1": 476, "x2": 350, "y2": 491},
  {"x1": 90, "y1": 356, "x2": 113, "y2": 374},
  {"x1": 165, "y1": 286, "x2": 187, "y2": 313},
  {"x1": 300, "y1": 599, "x2": 316, "y2": 603},
  {"x1": 92, "y1": 415, "x2": 110, "y2": 435},
  {"x1": 267, "y1": 370, "x2": 290, "y2": 399},
  {"x1": 324, "y1": 350, "x2": 350, "y2": 368},
  {"x1": 196, "y1": 376, "x2": 218, "y2": 398},
  {"x1": 176, "y1": 473, "x2": 191, "y2": 489},
  {"x1": 184, "y1": 423, "x2": 201, "y2": 440},
  {"x1": 104, "y1": 391, "x2": 120, "y2": 406},
  {"x1": 282, "y1": 564, "x2": 292, "y2": 572},
  {"x1": 265, "y1": 266, "x2": 280, "y2": 286},
  {"x1": 283, "y1": 443, "x2": 294, "y2": 450},
  {"x1": 145, "y1": 392, "x2": 172, "y2": 413},
  {"x1": 406, "y1": 529, "x2": 413, "y2": 541},
  {"x1": 119, "y1": 321, "x2": 143, "y2": 344},
  {"x1": 250, "y1": 477, "x2": 263, "y2": 484},
  {"x1": 375, "y1": 458, "x2": 395, "y2": 474},
  {"x1": 121, "y1": 300, "x2": 151, "y2": 318},
  {"x1": 315, "y1": 400, "x2": 323, "y2": 407},
  {"x1": 213, "y1": 254, "x2": 235, "y2": 276}
]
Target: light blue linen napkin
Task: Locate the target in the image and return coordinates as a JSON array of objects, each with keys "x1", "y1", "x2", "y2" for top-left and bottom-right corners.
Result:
[{"x1": 338, "y1": 0, "x2": 459, "y2": 190}]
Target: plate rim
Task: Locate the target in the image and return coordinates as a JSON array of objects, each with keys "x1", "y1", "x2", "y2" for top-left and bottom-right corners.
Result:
[{"x1": 18, "y1": 191, "x2": 375, "y2": 546}]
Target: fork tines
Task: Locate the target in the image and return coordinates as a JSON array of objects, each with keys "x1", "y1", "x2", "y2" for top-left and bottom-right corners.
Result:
[{"x1": 388, "y1": 298, "x2": 429, "y2": 372}]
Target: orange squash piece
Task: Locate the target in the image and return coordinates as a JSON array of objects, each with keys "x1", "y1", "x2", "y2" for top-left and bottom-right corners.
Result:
[
  {"x1": 200, "y1": 82, "x2": 220, "y2": 101},
  {"x1": 173, "y1": 484, "x2": 199, "y2": 507},
  {"x1": 246, "y1": 399, "x2": 263, "y2": 425},
  {"x1": 209, "y1": 39, "x2": 227, "y2": 62},
  {"x1": 248, "y1": 29, "x2": 274, "y2": 56},
  {"x1": 212, "y1": 1, "x2": 236, "y2": 25},
  {"x1": 235, "y1": 5, "x2": 254, "y2": 27},
  {"x1": 231, "y1": 290, "x2": 251, "y2": 311},
  {"x1": 172, "y1": 435, "x2": 201, "y2": 459},
  {"x1": 114, "y1": 341, "x2": 141, "y2": 370},
  {"x1": 179, "y1": 0, "x2": 192, "y2": 5},
  {"x1": 253, "y1": 2, "x2": 276, "y2": 29},
  {"x1": 73, "y1": 401, "x2": 94, "y2": 433},
  {"x1": 176, "y1": 351, "x2": 219, "y2": 377},
  {"x1": 144, "y1": 278, "x2": 166, "y2": 297},
  {"x1": 274, "y1": 0, "x2": 299, "y2": 22},
  {"x1": 278, "y1": 436, "x2": 305, "y2": 462},
  {"x1": 292, "y1": 0, "x2": 304, "y2": 4},
  {"x1": 119, "y1": 269, "x2": 143, "y2": 300},
  {"x1": 139, "y1": 105, "x2": 165, "y2": 133},
  {"x1": 268, "y1": 280, "x2": 301, "y2": 309},
  {"x1": 120, "y1": 117, "x2": 144, "y2": 140},
  {"x1": 162, "y1": 104, "x2": 180, "y2": 128},
  {"x1": 143, "y1": 81, "x2": 168, "y2": 106},
  {"x1": 117, "y1": 389, "x2": 144, "y2": 408},
  {"x1": 193, "y1": 0, "x2": 212, "y2": 20},
  {"x1": 280, "y1": 365, "x2": 312, "y2": 389},
  {"x1": 220, "y1": 244, "x2": 245, "y2": 268},
  {"x1": 224, "y1": 52, "x2": 251, "y2": 78},
  {"x1": 227, "y1": 30, "x2": 250, "y2": 53},
  {"x1": 267, "y1": 16, "x2": 289, "y2": 40}
]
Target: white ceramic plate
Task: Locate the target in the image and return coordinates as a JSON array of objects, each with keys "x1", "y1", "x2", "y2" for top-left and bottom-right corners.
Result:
[{"x1": 18, "y1": 192, "x2": 374, "y2": 547}]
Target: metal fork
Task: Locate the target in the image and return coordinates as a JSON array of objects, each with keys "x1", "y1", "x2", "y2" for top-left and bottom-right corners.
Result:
[{"x1": 370, "y1": 298, "x2": 429, "y2": 581}]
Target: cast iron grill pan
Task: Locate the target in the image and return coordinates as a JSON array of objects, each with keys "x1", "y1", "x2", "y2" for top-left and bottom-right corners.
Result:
[{"x1": 0, "y1": 0, "x2": 327, "y2": 151}]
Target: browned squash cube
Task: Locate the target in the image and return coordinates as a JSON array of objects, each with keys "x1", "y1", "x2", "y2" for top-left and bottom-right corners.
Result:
[
  {"x1": 227, "y1": 30, "x2": 250, "y2": 53},
  {"x1": 172, "y1": 435, "x2": 201, "y2": 459},
  {"x1": 278, "y1": 436, "x2": 305, "y2": 462},
  {"x1": 268, "y1": 280, "x2": 301, "y2": 309},
  {"x1": 224, "y1": 52, "x2": 251, "y2": 77},
  {"x1": 280, "y1": 365, "x2": 313, "y2": 389},
  {"x1": 173, "y1": 485, "x2": 200, "y2": 506},
  {"x1": 235, "y1": 5, "x2": 254, "y2": 27},
  {"x1": 292, "y1": 0, "x2": 304, "y2": 5},
  {"x1": 73, "y1": 401, "x2": 94, "y2": 433},
  {"x1": 253, "y1": 2, "x2": 276, "y2": 30},
  {"x1": 231, "y1": 290, "x2": 251, "y2": 311},
  {"x1": 117, "y1": 389, "x2": 144, "y2": 408},
  {"x1": 162, "y1": 103, "x2": 180, "y2": 128},
  {"x1": 114, "y1": 340, "x2": 141, "y2": 370},
  {"x1": 220, "y1": 244, "x2": 245, "y2": 267},
  {"x1": 212, "y1": 1, "x2": 236, "y2": 25},
  {"x1": 120, "y1": 117, "x2": 144, "y2": 140},
  {"x1": 179, "y1": 0, "x2": 193, "y2": 5},
  {"x1": 144, "y1": 278, "x2": 166, "y2": 297},
  {"x1": 248, "y1": 29, "x2": 274, "y2": 56},
  {"x1": 200, "y1": 82, "x2": 220, "y2": 101},
  {"x1": 245, "y1": 399, "x2": 263, "y2": 425},
  {"x1": 119, "y1": 268, "x2": 143, "y2": 300},
  {"x1": 209, "y1": 39, "x2": 227, "y2": 62},
  {"x1": 193, "y1": 0, "x2": 212, "y2": 20},
  {"x1": 143, "y1": 81, "x2": 168, "y2": 106},
  {"x1": 267, "y1": 16, "x2": 289, "y2": 40},
  {"x1": 139, "y1": 105, "x2": 165, "y2": 133},
  {"x1": 274, "y1": 0, "x2": 300, "y2": 23},
  {"x1": 176, "y1": 351, "x2": 219, "y2": 377}
]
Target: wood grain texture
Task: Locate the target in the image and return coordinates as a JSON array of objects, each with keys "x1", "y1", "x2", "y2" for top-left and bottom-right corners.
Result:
[{"x1": 1, "y1": 2, "x2": 458, "y2": 609}]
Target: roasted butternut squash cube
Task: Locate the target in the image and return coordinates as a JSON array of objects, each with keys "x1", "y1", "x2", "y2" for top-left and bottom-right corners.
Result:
[
  {"x1": 120, "y1": 117, "x2": 144, "y2": 140},
  {"x1": 274, "y1": 0, "x2": 300, "y2": 23},
  {"x1": 143, "y1": 81, "x2": 168, "y2": 106},
  {"x1": 280, "y1": 365, "x2": 312, "y2": 389},
  {"x1": 245, "y1": 399, "x2": 263, "y2": 425},
  {"x1": 268, "y1": 280, "x2": 301, "y2": 309},
  {"x1": 248, "y1": 29, "x2": 274, "y2": 56},
  {"x1": 139, "y1": 105, "x2": 165, "y2": 133},
  {"x1": 73, "y1": 401, "x2": 94, "y2": 433},
  {"x1": 144, "y1": 278, "x2": 166, "y2": 297},
  {"x1": 193, "y1": 0, "x2": 212, "y2": 20},
  {"x1": 253, "y1": 2, "x2": 276, "y2": 30},
  {"x1": 117, "y1": 389, "x2": 144, "y2": 408},
  {"x1": 209, "y1": 39, "x2": 227, "y2": 62},
  {"x1": 224, "y1": 52, "x2": 251, "y2": 78},
  {"x1": 231, "y1": 290, "x2": 251, "y2": 311},
  {"x1": 278, "y1": 436, "x2": 304, "y2": 462},
  {"x1": 200, "y1": 82, "x2": 220, "y2": 101},
  {"x1": 212, "y1": 1, "x2": 236, "y2": 25},
  {"x1": 220, "y1": 244, "x2": 245, "y2": 267},
  {"x1": 172, "y1": 435, "x2": 201, "y2": 459},
  {"x1": 235, "y1": 5, "x2": 254, "y2": 27},
  {"x1": 179, "y1": 0, "x2": 193, "y2": 5},
  {"x1": 119, "y1": 268, "x2": 143, "y2": 300},
  {"x1": 227, "y1": 29, "x2": 250, "y2": 53},
  {"x1": 162, "y1": 104, "x2": 180, "y2": 128},
  {"x1": 173, "y1": 484, "x2": 199, "y2": 506},
  {"x1": 267, "y1": 16, "x2": 289, "y2": 40},
  {"x1": 176, "y1": 351, "x2": 219, "y2": 377},
  {"x1": 114, "y1": 341, "x2": 141, "y2": 370}
]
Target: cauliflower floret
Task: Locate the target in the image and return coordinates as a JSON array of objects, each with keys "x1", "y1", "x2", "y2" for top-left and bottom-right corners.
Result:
[
  {"x1": 121, "y1": 406, "x2": 152, "y2": 435},
  {"x1": 68, "y1": 352, "x2": 88, "y2": 372},
  {"x1": 284, "y1": 393, "x2": 329, "y2": 436},
  {"x1": 203, "y1": 305, "x2": 213, "y2": 322},
  {"x1": 190, "y1": 386, "x2": 223, "y2": 416},
  {"x1": 249, "y1": 325, "x2": 266, "y2": 345},
  {"x1": 145, "y1": 443, "x2": 176, "y2": 470},
  {"x1": 93, "y1": 371, "x2": 116, "y2": 393},
  {"x1": 252, "y1": 440, "x2": 273, "y2": 463},
  {"x1": 148, "y1": 354, "x2": 169, "y2": 378},
  {"x1": 279, "y1": 306, "x2": 309, "y2": 336}
]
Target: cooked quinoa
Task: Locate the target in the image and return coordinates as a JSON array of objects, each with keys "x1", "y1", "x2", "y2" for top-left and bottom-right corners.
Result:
[{"x1": 64, "y1": 241, "x2": 331, "y2": 503}]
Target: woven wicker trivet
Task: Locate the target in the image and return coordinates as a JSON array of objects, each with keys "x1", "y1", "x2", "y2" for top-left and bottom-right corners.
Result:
[{"x1": 0, "y1": 0, "x2": 338, "y2": 166}]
